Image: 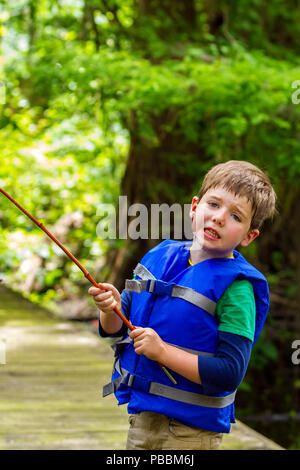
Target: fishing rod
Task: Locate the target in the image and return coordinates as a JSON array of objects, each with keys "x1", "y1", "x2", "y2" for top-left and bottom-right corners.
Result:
[{"x1": 0, "y1": 187, "x2": 177, "y2": 384}]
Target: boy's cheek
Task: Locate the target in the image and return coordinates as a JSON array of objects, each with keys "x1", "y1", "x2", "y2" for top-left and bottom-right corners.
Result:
[{"x1": 194, "y1": 208, "x2": 206, "y2": 230}]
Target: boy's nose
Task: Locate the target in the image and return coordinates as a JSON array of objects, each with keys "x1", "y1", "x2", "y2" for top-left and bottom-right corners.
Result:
[{"x1": 212, "y1": 213, "x2": 225, "y2": 226}]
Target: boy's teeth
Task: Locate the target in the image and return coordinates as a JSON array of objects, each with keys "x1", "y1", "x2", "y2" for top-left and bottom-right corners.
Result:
[{"x1": 206, "y1": 229, "x2": 219, "y2": 237}]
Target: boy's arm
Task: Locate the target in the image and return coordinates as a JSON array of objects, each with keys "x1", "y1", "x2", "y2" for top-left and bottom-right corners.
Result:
[
  {"x1": 99, "y1": 290, "x2": 132, "y2": 337},
  {"x1": 197, "y1": 331, "x2": 252, "y2": 393},
  {"x1": 130, "y1": 327, "x2": 252, "y2": 390},
  {"x1": 163, "y1": 334, "x2": 252, "y2": 392},
  {"x1": 89, "y1": 284, "x2": 132, "y2": 337},
  {"x1": 160, "y1": 342, "x2": 201, "y2": 384},
  {"x1": 99, "y1": 310, "x2": 124, "y2": 336},
  {"x1": 127, "y1": 280, "x2": 255, "y2": 388}
]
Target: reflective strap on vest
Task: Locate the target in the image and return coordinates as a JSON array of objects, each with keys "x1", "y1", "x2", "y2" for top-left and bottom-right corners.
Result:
[
  {"x1": 103, "y1": 368, "x2": 236, "y2": 409},
  {"x1": 103, "y1": 375, "x2": 125, "y2": 396},
  {"x1": 145, "y1": 379, "x2": 236, "y2": 409},
  {"x1": 125, "y1": 279, "x2": 149, "y2": 293},
  {"x1": 166, "y1": 342, "x2": 215, "y2": 357},
  {"x1": 111, "y1": 335, "x2": 215, "y2": 359},
  {"x1": 111, "y1": 335, "x2": 132, "y2": 355},
  {"x1": 125, "y1": 278, "x2": 217, "y2": 316},
  {"x1": 171, "y1": 285, "x2": 216, "y2": 315},
  {"x1": 134, "y1": 263, "x2": 156, "y2": 280}
]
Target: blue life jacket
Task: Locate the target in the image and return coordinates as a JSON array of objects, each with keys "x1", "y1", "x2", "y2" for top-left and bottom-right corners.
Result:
[{"x1": 103, "y1": 240, "x2": 269, "y2": 433}]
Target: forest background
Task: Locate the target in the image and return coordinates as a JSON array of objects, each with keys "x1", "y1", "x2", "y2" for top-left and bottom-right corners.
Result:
[{"x1": 0, "y1": 0, "x2": 299, "y2": 449}]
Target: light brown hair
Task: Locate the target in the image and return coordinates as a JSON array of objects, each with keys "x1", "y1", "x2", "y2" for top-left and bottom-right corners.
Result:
[{"x1": 197, "y1": 160, "x2": 277, "y2": 230}]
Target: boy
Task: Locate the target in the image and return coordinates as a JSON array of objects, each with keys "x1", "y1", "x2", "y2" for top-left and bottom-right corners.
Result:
[{"x1": 89, "y1": 160, "x2": 276, "y2": 450}]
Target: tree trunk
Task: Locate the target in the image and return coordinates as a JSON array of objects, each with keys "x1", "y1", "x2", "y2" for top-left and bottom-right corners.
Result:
[
  {"x1": 28, "y1": 0, "x2": 37, "y2": 52},
  {"x1": 133, "y1": 0, "x2": 197, "y2": 48},
  {"x1": 136, "y1": 0, "x2": 197, "y2": 26},
  {"x1": 101, "y1": 0, "x2": 201, "y2": 290},
  {"x1": 105, "y1": 110, "x2": 204, "y2": 290},
  {"x1": 202, "y1": 0, "x2": 225, "y2": 35}
]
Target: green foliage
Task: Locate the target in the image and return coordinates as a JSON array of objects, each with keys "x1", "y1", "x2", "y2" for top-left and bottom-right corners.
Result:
[
  {"x1": 0, "y1": 2, "x2": 298, "y2": 284},
  {"x1": 0, "y1": 0, "x2": 299, "y2": 447},
  {"x1": 249, "y1": 329, "x2": 278, "y2": 369},
  {"x1": 0, "y1": 1, "x2": 299, "y2": 310}
]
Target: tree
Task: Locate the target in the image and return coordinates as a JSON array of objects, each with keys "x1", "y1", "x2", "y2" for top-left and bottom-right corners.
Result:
[{"x1": 1, "y1": 0, "x2": 300, "y2": 447}]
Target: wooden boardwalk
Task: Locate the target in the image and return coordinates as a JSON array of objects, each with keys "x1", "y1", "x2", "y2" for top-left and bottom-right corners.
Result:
[{"x1": 0, "y1": 285, "x2": 284, "y2": 450}]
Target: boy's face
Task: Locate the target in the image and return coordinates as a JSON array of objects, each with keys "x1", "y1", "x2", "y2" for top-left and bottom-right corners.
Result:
[{"x1": 189, "y1": 186, "x2": 259, "y2": 257}]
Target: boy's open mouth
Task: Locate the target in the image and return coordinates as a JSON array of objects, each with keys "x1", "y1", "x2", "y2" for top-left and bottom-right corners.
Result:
[{"x1": 204, "y1": 227, "x2": 220, "y2": 240}]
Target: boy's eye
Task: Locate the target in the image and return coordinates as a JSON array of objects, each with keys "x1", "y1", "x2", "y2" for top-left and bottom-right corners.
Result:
[
  {"x1": 232, "y1": 214, "x2": 241, "y2": 222},
  {"x1": 208, "y1": 202, "x2": 218, "y2": 207}
]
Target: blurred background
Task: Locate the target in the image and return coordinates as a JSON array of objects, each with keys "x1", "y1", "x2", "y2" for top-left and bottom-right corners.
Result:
[{"x1": 0, "y1": 0, "x2": 299, "y2": 449}]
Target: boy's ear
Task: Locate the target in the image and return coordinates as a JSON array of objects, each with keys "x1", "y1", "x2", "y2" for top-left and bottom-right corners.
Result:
[
  {"x1": 240, "y1": 228, "x2": 260, "y2": 247},
  {"x1": 189, "y1": 196, "x2": 199, "y2": 220}
]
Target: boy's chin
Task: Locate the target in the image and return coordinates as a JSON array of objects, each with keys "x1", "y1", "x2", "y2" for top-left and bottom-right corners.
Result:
[{"x1": 202, "y1": 244, "x2": 232, "y2": 256}]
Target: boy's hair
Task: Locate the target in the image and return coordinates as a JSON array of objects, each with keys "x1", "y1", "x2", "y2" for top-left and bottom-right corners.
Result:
[{"x1": 197, "y1": 160, "x2": 277, "y2": 230}]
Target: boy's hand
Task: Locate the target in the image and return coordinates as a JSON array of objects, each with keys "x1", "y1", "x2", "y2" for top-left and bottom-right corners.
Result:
[
  {"x1": 130, "y1": 327, "x2": 166, "y2": 362},
  {"x1": 88, "y1": 283, "x2": 121, "y2": 314}
]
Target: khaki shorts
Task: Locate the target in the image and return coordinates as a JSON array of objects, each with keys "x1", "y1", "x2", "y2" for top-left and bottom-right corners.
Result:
[{"x1": 126, "y1": 411, "x2": 223, "y2": 450}]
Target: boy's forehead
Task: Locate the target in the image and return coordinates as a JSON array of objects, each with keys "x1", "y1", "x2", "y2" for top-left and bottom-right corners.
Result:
[{"x1": 202, "y1": 187, "x2": 253, "y2": 213}]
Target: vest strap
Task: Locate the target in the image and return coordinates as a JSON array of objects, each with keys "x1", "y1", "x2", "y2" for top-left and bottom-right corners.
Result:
[
  {"x1": 103, "y1": 375, "x2": 124, "y2": 397},
  {"x1": 166, "y1": 342, "x2": 215, "y2": 357},
  {"x1": 134, "y1": 263, "x2": 156, "y2": 280},
  {"x1": 125, "y1": 278, "x2": 216, "y2": 315},
  {"x1": 125, "y1": 279, "x2": 149, "y2": 293},
  {"x1": 103, "y1": 370, "x2": 236, "y2": 408},
  {"x1": 171, "y1": 285, "x2": 216, "y2": 315},
  {"x1": 146, "y1": 380, "x2": 236, "y2": 408},
  {"x1": 111, "y1": 335, "x2": 133, "y2": 356},
  {"x1": 112, "y1": 335, "x2": 215, "y2": 359}
]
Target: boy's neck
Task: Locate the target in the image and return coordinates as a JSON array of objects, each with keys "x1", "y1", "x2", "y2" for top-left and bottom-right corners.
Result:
[{"x1": 189, "y1": 239, "x2": 234, "y2": 264}]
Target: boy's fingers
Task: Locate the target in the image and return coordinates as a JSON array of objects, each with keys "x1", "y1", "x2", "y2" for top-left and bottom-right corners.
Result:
[
  {"x1": 94, "y1": 291, "x2": 114, "y2": 302},
  {"x1": 89, "y1": 283, "x2": 121, "y2": 313},
  {"x1": 99, "y1": 283, "x2": 114, "y2": 291},
  {"x1": 88, "y1": 286, "x2": 105, "y2": 296},
  {"x1": 90, "y1": 283, "x2": 120, "y2": 298},
  {"x1": 130, "y1": 328, "x2": 144, "y2": 339},
  {"x1": 101, "y1": 283, "x2": 121, "y2": 298},
  {"x1": 98, "y1": 297, "x2": 116, "y2": 309}
]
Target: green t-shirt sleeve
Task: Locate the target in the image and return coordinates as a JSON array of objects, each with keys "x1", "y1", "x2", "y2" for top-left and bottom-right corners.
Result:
[{"x1": 216, "y1": 279, "x2": 256, "y2": 342}]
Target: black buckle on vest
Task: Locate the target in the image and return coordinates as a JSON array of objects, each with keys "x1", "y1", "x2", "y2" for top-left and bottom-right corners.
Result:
[
  {"x1": 146, "y1": 279, "x2": 174, "y2": 296},
  {"x1": 127, "y1": 374, "x2": 151, "y2": 393}
]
